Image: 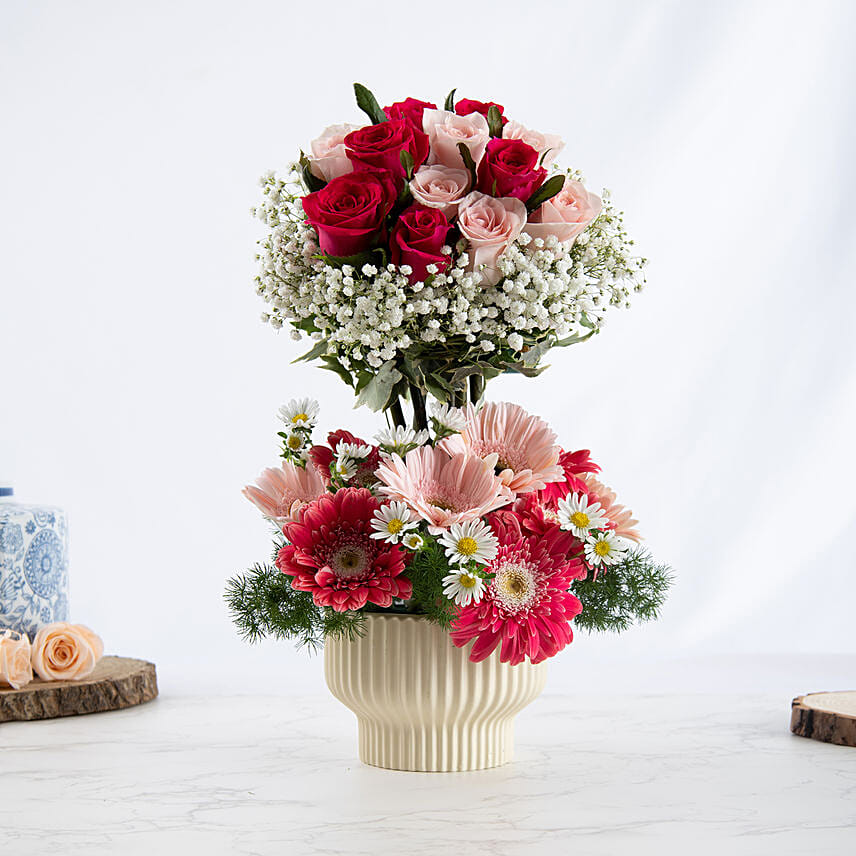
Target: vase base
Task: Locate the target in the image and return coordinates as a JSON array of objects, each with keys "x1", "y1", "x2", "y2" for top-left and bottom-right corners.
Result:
[{"x1": 357, "y1": 719, "x2": 515, "y2": 772}]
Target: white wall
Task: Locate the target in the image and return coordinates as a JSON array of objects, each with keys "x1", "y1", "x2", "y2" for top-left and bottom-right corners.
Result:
[{"x1": 2, "y1": 0, "x2": 854, "y2": 695}]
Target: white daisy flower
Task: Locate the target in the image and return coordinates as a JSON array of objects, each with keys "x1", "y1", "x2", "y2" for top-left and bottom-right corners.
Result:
[
  {"x1": 279, "y1": 397, "x2": 320, "y2": 428},
  {"x1": 442, "y1": 569, "x2": 487, "y2": 606},
  {"x1": 556, "y1": 492, "x2": 611, "y2": 539},
  {"x1": 370, "y1": 501, "x2": 418, "y2": 543},
  {"x1": 336, "y1": 442, "x2": 372, "y2": 460},
  {"x1": 438, "y1": 519, "x2": 499, "y2": 566},
  {"x1": 402, "y1": 532, "x2": 424, "y2": 551},
  {"x1": 331, "y1": 452, "x2": 358, "y2": 481},
  {"x1": 282, "y1": 429, "x2": 306, "y2": 453},
  {"x1": 375, "y1": 426, "x2": 430, "y2": 455},
  {"x1": 430, "y1": 402, "x2": 467, "y2": 433},
  {"x1": 584, "y1": 530, "x2": 631, "y2": 568}
]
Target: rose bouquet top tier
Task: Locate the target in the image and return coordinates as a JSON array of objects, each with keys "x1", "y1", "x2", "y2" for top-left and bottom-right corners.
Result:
[{"x1": 253, "y1": 84, "x2": 645, "y2": 421}]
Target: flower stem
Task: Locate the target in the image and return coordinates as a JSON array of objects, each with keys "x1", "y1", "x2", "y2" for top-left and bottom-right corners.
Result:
[
  {"x1": 409, "y1": 383, "x2": 428, "y2": 433},
  {"x1": 469, "y1": 373, "x2": 484, "y2": 405},
  {"x1": 389, "y1": 398, "x2": 405, "y2": 428}
]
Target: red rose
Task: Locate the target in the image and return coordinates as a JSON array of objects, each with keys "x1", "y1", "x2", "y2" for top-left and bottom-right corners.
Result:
[
  {"x1": 384, "y1": 97, "x2": 437, "y2": 131},
  {"x1": 345, "y1": 119, "x2": 429, "y2": 181},
  {"x1": 390, "y1": 205, "x2": 452, "y2": 284},
  {"x1": 455, "y1": 98, "x2": 508, "y2": 127},
  {"x1": 301, "y1": 170, "x2": 397, "y2": 257},
  {"x1": 476, "y1": 138, "x2": 546, "y2": 201}
]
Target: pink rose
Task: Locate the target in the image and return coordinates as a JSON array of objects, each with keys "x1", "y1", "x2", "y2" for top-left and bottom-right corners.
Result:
[
  {"x1": 455, "y1": 98, "x2": 509, "y2": 127},
  {"x1": 422, "y1": 109, "x2": 489, "y2": 170},
  {"x1": 31, "y1": 622, "x2": 104, "y2": 682},
  {"x1": 302, "y1": 170, "x2": 398, "y2": 257},
  {"x1": 0, "y1": 629, "x2": 33, "y2": 689},
  {"x1": 390, "y1": 205, "x2": 452, "y2": 284},
  {"x1": 502, "y1": 120, "x2": 565, "y2": 168},
  {"x1": 345, "y1": 119, "x2": 429, "y2": 182},
  {"x1": 477, "y1": 138, "x2": 546, "y2": 201},
  {"x1": 384, "y1": 97, "x2": 437, "y2": 130},
  {"x1": 308, "y1": 123, "x2": 361, "y2": 182},
  {"x1": 525, "y1": 179, "x2": 602, "y2": 245},
  {"x1": 456, "y1": 191, "x2": 527, "y2": 286},
  {"x1": 409, "y1": 164, "x2": 471, "y2": 219}
]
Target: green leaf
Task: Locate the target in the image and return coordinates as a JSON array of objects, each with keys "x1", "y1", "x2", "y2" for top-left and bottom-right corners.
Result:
[
  {"x1": 524, "y1": 174, "x2": 566, "y2": 212},
  {"x1": 353, "y1": 83, "x2": 387, "y2": 125},
  {"x1": 298, "y1": 151, "x2": 326, "y2": 193},
  {"x1": 317, "y1": 246, "x2": 387, "y2": 270},
  {"x1": 554, "y1": 329, "x2": 596, "y2": 348},
  {"x1": 292, "y1": 338, "x2": 328, "y2": 363},
  {"x1": 486, "y1": 104, "x2": 503, "y2": 137},
  {"x1": 399, "y1": 149, "x2": 415, "y2": 180},
  {"x1": 538, "y1": 148, "x2": 553, "y2": 168},
  {"x1": 521, "y1": 337, "x2": 554, "y2": 368},
  {"x1": 579, "y1": 313, "x2": 596, "y2": 329},
  {"x1": 444, "y1": 87, "x2": 457, "y2": 111},
  {"x1": 457, "y1": 142, "x2": 478, "y2": 186},
  {"x1": 319, "y1": 355, "x2": 355, "y2": 388},
  {"x1": 354, "y1": 359, "x2": 402, "y2": 412}
]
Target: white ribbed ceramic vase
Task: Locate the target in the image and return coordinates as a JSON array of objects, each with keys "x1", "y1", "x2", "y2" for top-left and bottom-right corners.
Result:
[{"x1": 324, "y1": 613, "x2": 547, "y2": 772}]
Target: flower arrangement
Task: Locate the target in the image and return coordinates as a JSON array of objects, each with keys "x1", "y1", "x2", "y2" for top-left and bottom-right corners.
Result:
[{"x1": 227, "y1": 85, "x2": 671, "y2": 666}]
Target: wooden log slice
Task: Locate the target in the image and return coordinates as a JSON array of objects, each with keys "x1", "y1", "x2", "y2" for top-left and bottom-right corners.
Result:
[
  {"x1": 791, "y1": 691, "x2": 856, "y2": 747},
  {"x1": 0, "y1": 656, "x2": 157, "y2": 723}
]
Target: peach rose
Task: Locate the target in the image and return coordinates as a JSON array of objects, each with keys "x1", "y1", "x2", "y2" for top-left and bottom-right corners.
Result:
[
  {"x1": 502, "y1": 120, "x2": 565, "y2": 168},
  {"x1": 308, "y1": 123, "x2": 361, "y2": 182},
  {"x1": 457, "y1": 191, "x2": 527, "y2": 286},
  {"x1": 409, "y1": 164, "x2": 471, "y2": 219},
  {"x1": 525, "y1": 179, "x2": 602, "y2": 246},
  {"x1": 0, "y1": 629, "x2": 33, "y2": 690},
  {"x1": 31, "y1": 622, "x2": 104, "y2": 682},
  {"x1": 422, "y1": 109, "x2": 489, "y2": 170}
]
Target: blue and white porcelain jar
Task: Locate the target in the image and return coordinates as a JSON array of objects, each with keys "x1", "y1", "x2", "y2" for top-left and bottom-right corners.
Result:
[{"x1": 0, "y1": 485, "x2": 70, "y2": 638}]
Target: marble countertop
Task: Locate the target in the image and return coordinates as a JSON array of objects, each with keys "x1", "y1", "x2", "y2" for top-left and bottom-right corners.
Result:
[{"x1": 2, "y1": 692, "x2": 855, "y2": 855}]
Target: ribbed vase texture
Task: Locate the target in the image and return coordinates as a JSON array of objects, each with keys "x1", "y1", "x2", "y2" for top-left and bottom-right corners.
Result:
[{"x1": 324, "y1": 613, "x2": 547, "y2": 772}]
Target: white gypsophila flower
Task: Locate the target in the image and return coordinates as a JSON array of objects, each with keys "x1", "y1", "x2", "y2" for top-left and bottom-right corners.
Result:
[
  {"x1": 442, "y1": 569, "x2": 487, "y2": 607},
  {"x1": 584, "y1": 530, "x2": 631, "y2": 568},
  {"x1": 252, "y1": 168, "x2": 645, "y2": 374},
  {"x1": 430, "y1": 402, "x2": 467, "y2": 433},
  {"x1": 402, "y1": 532, "x2": 424, "y2": 551},
  {"x1": 370, "y1": 501, "x2": 418, "y2": 544},
  {"x1": 438, "y1": 519, "x2": 499, "y2": 566},
  {"x1": 375, "y1": 426, "x2": 430, "y2": 455},
  {"x1": 279, "y1": 397, "x2": 319, "y2": 428},
  {"x1": 336, "y1": 442, "x2": 372, "y2": 460},
  {"x1": 556, "y1": 492, "x2": 611, "y2": 539}
]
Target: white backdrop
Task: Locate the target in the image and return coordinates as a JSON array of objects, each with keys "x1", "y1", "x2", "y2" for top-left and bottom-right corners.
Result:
[{"x1": 2, "y1": 0, "x2": 855, "y2": 696}]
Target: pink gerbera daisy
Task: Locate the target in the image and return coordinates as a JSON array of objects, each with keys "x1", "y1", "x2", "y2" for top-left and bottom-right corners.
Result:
[
  {"x1": 276, "y1": 487, "x2": 411, "y2": 612},
  {"x1": 450, "y1": 513, "x2": 583, "y2": 665},
  {"x1": 376, "y1": 445, "x2": 511, "y2": 534},
  {"x1": 242, "y1": 460, "x2": 327, "y2": 524},
  {"x1": 582, "y1": 474, "x2": 642, "y2": 542},
  {"x1": 440, "y1": 401, "x2": 564, "y2": 494}
]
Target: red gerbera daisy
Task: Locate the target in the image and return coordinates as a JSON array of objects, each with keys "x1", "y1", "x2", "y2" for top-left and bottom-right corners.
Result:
[
  {"x1": 539, "y1": 448, "x2": 601, "y2": 506},
  {"x1": 276, "y1": 487, "x2": 411, "y2": 612},
  {"x1": 309, "y1": 429, "x2": 380, "y2": 488},
  {"x1": 450, "y1": 513, "x2": 583, "y2": 665}
]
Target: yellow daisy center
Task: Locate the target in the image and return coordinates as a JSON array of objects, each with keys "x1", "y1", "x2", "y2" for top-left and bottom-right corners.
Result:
[
  {"x1": 594, "y1": 540, "x2": 611, "y2": 556},
  {"x1": 387, "y1": 518, "x2": 404, "y2": 535},
  {"x1": 291, "y1": 413, "x2": 308, "y2": 424},
  {"x1": 457, "y1": 536, "x2": 479, "y2": 557},
  {"x1": 287, "y1": 435, "x2": 303, "y2": 449},
  {"x1": 459, "y1": 573, "x2": 478, "y2": 589},
  {"x1": 570, "y1": 511, "x2": 590, "y2": 528}
]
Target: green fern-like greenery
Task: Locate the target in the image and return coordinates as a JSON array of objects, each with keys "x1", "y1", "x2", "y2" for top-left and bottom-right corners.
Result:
[
  {"x1": 571, "y1": 547, "x2": 673, "y2": 634},
  {"x1": 224, "y1": 563, "x2": 365, "y2": 650}
]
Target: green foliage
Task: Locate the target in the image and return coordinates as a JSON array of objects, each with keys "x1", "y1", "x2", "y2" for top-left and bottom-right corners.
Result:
[
  {"x1": 444, "y1": 87, "x2": 456, "y2": 111},
  {"x1": 403, "y1": 538, "x2": 457, "y2": 629},
  {"x1": 571, "y1": 548, "x2": 673, "y2": 634},
  {"x1": 353, "y1": 83, "x2": 387, "y2": 125},
  {"x1": 525, "y1": 174, "x2": 566, "y2": 212},
  {"x1": 224, "y1": 563, "x2": 366, "y2": 650},
  {"x1": 486, "y1": 105, "x2": 503, "y2": 137}
]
